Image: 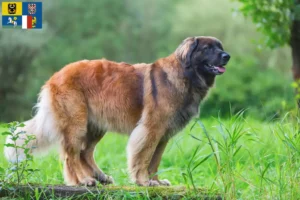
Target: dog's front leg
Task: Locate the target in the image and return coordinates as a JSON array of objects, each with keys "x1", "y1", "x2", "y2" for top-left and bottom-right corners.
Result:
[
  {"x1": 148, "y1": 139, "x2": 171, "y2": 186},
  {"x1": 127, "y1": 123, "x2": 166, "y2": 186}
]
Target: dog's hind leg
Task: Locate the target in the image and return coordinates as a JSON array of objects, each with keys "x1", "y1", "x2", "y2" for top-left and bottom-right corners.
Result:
[
  {"x1": 148, "y1": 139, "x2": 171, "y2": 186},
  {"x1": 53, "y1": 88, "x2": 97, "y2": 186},
  {"x1": 80, "y1": 130, "x2": 114, "y2": 185},
  {"x1": 61, "y1": 124, "x2": 98, "y2": 186}
]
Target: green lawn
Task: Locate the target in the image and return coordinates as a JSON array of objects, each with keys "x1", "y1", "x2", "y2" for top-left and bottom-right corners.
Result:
[{"x1": 1, "y1": 115, "x2": 300, "y2": 199}]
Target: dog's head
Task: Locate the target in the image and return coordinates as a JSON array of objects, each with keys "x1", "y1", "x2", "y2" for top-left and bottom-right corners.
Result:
[
  {"x1": 8, "y1": 3, "x2": 17, "y2": 14},
  {"x1": 176, "y1": 36, "x2": 230, "y2": 77}
]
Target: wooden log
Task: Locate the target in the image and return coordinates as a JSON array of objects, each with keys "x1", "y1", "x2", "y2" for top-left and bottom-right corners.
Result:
[{"x1": 0, "y1": 184, "x2": 222, "y2": 199}]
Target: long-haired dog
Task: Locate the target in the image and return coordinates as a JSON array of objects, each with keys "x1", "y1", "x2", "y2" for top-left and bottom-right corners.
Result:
[{"x1": 5, "y1": 36, "x2": 230, "y2": 186}]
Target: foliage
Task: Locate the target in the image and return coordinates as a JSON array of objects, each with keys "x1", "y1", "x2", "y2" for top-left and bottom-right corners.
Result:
[
  {"x1": 2, "y1": 115, "x2": 300, "y2": 199},
  {"x1": 0, "y1": 30, "x2": 49, "y2": 121},
  {"x1": 0, "y1": 122, "x2": 38, "y2": 195},
  {"x1": 234, "y1": 0, "x2": 297, "y2": 48},
  {"x1": 32, "y1": 0, "x2": 175, "y2": 81},
  {"x1": 180, "y1": 113, "x2": 300, "y2": 199},
  {"x1": 197, "y1": 111, "x2": 254, "y2": 199},
  {"x1": 0, "y1": 0, "x2": 294, "y2": 121},
  {"x1": 181, "y1": 144, "x2": 213, "y2": 192}
]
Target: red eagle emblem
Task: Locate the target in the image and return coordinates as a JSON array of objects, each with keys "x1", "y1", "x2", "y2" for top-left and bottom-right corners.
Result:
[{"x1": 28, "y1": 3, "x2": 36, "y2": 15}]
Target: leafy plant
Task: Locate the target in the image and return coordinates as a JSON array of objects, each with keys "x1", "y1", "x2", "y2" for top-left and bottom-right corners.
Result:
[
  {"x1": 271, "y1": 114, "x2": 300, "y2": 199},
  {"x1": 181, "y1": 142, "x2": 213, "y2": 192},
  {"x1": 186, "y1": 111, "x2": 256, "y2": 199},
  {"x1": 234, "y1": 0, "x2": 300, "y2": 108},
  {"x1": 0, "y1": 122, "x2": 38, "y2": 194}
]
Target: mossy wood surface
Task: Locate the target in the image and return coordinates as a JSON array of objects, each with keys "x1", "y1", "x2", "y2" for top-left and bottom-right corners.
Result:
[{"x1": 0, "y1": 185, "x2": 222, "y2": 199}]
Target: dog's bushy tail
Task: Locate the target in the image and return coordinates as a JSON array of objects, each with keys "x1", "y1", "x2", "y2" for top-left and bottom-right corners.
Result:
[{"x1": 4, "y1": 87, "x2": 61, "y2": 163}]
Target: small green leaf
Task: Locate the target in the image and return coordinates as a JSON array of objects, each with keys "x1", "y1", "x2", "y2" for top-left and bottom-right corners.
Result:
[
  {"x1": 4, "y1": 143, "x2": 16, "y2": 147},
  {"x1": 17, "y1": 131, "x2": 26, "y2": 134},
  {"x1": 24, "y1": 149, "x2": 30, "y2": 155},
  {"x1": 233, "y1": 145, "x2": 242, "y2": 157},
  {"x1": 191, "y1": 153, "x2": 213, "y2": 172},
  {"x1": 190, "y1": 134, "x2": 202, "y2": 142},
  {"x1": 19, "y1": 123, "x2": 25, "y2": 127},
  {"x1": 9, "y1": 166, "x2": 17, "y2": 172},
  {"x1": 1, "y1": 131, "x2": 12, "y2": 136},
  {"x1": 11, "y1": 136, "x2": 19, "y2": 141}
]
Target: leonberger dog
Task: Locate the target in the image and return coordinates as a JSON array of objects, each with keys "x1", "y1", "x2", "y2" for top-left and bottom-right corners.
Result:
[{"x1": 5, "y1": 36, "x2": 230, "y2": 186}]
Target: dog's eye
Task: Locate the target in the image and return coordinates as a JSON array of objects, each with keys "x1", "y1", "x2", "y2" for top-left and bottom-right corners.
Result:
[{"x1": 203, "y1": 47, "x2": 209, "y2": 52}]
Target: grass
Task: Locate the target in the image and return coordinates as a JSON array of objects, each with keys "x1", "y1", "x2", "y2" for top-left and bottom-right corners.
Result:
[{"x1": 1, "y1": 113, "x2": 300, "y2": 199}]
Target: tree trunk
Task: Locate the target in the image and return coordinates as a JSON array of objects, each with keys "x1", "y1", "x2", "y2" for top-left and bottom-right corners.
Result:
[{"x1": 291, "y1": 17, "x2": 300, "y2": 107}]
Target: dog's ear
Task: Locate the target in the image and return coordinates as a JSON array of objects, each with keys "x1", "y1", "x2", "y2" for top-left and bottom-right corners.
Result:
[{"x1": 175, "y1": 37, "x2": 199, "y2": 70}]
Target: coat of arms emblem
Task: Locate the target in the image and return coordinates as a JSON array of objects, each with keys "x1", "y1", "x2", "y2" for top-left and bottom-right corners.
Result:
[
  {"x1": 8, "y1": 3, "x2": 17, "y2": 14},
  {"x1": 28, "y1": 3, "x2": 36, "y2": 14}
]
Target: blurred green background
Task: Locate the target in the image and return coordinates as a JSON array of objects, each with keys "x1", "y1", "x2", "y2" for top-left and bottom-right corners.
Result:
[{"x1": 0, "y1": 0, "x2": 295, "y2": 122}]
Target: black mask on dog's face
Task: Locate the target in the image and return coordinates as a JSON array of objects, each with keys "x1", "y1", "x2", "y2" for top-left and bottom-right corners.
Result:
[{"x1": 177, "y1": 36, "x2": 230, "y2": 77}]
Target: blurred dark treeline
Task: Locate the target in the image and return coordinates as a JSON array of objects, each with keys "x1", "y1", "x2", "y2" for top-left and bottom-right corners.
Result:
[{"x1": 0, "y1": 0, "x2": 295, "y2": 122}]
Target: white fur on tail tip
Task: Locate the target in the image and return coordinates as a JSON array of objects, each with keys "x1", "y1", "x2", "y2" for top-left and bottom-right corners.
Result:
[{"x1": 4, "y1": 87, "x2": 61, "y2": 163}]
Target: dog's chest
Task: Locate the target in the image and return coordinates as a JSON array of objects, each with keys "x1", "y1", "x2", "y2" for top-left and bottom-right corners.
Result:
[{"x1": 165, "y1": 93, "x2": 202, "y2": 139}]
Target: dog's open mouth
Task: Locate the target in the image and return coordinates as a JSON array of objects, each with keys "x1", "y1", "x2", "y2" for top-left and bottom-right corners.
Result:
[{"x1": 206, "y1": 64, "x2": 226, "y2": 74}]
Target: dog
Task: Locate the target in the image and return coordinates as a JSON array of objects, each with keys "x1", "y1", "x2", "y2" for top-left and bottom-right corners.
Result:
[
  {"x1": 8, "y1": 3, "x2": 17, "y2": 14},
  {"x1": 4, "y1": 36, "x2": 230, "y2": 186}
]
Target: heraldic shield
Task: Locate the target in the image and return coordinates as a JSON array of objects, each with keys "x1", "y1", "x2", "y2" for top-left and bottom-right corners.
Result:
[{"x1": 1, "y1": 2, "x2": 42, "y2": 29}]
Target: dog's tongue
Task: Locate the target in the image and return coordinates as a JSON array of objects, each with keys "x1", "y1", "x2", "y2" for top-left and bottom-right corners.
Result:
[{"x1": 216, "y1": 66, "x2": 226, "y2": 73}]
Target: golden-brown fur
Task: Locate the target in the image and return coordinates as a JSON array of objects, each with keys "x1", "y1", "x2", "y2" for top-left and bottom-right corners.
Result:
[{"x1": 4, "y1": 36, "x2": 230, "y2": 186}]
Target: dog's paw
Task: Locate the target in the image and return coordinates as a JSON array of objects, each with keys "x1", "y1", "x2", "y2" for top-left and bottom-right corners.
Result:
[
  {"x1": 100, "y1": 175, "x2": 114, "y2": 185},
  {"x1": 80, "y1": 177, "x2": 97, "y2": 187},
  {"x1": 147, "y1": 180, "x2": 160, "y2": 187},
  {"x1": 95, "y1": 173, "x2": 114, "y2": 185},
  {"x1": 159, "y1": 179, "x2": 171, "y2": 186}
]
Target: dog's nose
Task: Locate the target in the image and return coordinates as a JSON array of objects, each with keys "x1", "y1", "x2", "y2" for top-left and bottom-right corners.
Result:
[{"x1": 222, "y1": 52, "x2": 230, "y2": 62}]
